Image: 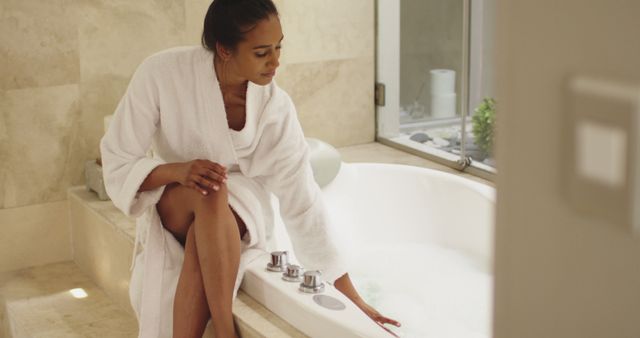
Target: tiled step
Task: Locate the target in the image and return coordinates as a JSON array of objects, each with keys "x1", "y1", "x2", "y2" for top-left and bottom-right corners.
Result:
[
  {"x1": 66, "y1": 186, "x2": 305, "y2": 338},
  {"x1": 0, "y1": 261, "x2": 138, "y2": 337},
  {"x1": 67, "y1": 187, "x2": 137, "y2": 315}
]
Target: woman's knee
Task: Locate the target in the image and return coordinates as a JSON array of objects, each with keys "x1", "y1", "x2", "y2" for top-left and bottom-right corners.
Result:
[
  {"x1": 159, "y1": 183, "x2": 196, "y2": 211},
  {"x1": 196, "y1": 183, "x2": 231, "y2": 215},
  {"x1": 194, "y1": 184, "x2": 244, "y2": 237},
  {"x1": 157, "y1": 183, "x2": 199, "y2": 242}
]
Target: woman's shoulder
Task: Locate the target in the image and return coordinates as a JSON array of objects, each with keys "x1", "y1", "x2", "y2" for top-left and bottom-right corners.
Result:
[
  {"x1": 256, "y1": 80, "x2": 295, "y2": 119},
  {"x1": 262, "y1": 80, "x2": 293, "y2": 107}
]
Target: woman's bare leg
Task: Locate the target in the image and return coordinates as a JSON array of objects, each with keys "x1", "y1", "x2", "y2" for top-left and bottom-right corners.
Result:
[
  {"x1": 193, "y1": 183, "x2": 241, "y2": 338},
  {"x1": 173, "y1": 223, "x2": 210, "y2": 337},
  {"x1": 157, "y1": 183, "x2": 246, "y2": 338}
]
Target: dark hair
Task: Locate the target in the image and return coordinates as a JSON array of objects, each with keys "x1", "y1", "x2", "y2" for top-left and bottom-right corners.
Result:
[{"x1": 201, "y1": 0, "x2": 279, "y2": 54}]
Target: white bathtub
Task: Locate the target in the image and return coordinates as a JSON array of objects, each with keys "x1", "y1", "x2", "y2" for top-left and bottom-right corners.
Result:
[{"x1": 240, "y1": 162, "x2": 496, "y2": 338}]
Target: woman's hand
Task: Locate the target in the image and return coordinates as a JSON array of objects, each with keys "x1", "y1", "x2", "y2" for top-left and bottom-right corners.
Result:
[
  {"x1": 353, "y1": 299, "x2": 402, "y2": 336},
  {"x1": 333, "y1": 273, "x2": 401, "y2": 336},
  {"x1": 175, "y1": 159, "x2": 228, "y2": 195}
]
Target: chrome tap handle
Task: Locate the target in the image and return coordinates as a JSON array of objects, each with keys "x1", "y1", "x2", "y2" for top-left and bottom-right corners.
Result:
[
  {"x1": 267, "y1": 251, "x2": 289, "y2": 272},
  {"x1": 282, "y1": 264, "x2": 303, "y2": 282},
  {"x1": 299, "y1": 270, "x2": 325, "y2": 294}
]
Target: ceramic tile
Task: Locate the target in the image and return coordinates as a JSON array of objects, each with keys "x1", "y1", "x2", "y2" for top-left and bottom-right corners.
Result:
[
  {"x1": 73, "y1": 315, "x2": 138, "y2": 336},
  {"x1": 30, "y1": 329, "x2": 85, "y2": 338},
  {"x1": 0, "y1": 200, "x2": 71, "y2": 273},
  {"x1": 235, "y1": 291, "x2": 308, "y2": 338},
  {"x1": 74, "y1": 0, "x2": 187, "y2": 171},
  {"x1": 68, "y1": 187, "x2": 136, "y2": 240},
  {"x1": 184, "y1": 0, "x2": 212, "y2": 45},
  {"x1": 1, "y1": 0, "x2": 379, "y2": 210},
  {"x1": 73, "y1": 75, "x2": 130, "y2": 174},
  {"x1": 0, "y1": 262, "x2": 137, "y2": 337},
  {"x1": 77, "y1": 0, "x2": 186, "y2": 82},
  {"x1": 3, "y1": 84, "x2": 80, "y2": 208},
  {"x1": 277, "y1": 56, "x2": 375, "y2": 147},
  {"x1": 276, "y1": 0, "x2": 373, "y2": 64},
  {"x1": 68, "y1": 188, "x2": 136, "y2": 313},
  {"x1": 0, "y1": 0, "x2": 80, "y2": 90}
]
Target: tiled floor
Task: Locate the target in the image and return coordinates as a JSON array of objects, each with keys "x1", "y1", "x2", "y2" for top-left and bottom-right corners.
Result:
[{"x1": 0, "y1": 262, "x2": 137, "y2": 337}]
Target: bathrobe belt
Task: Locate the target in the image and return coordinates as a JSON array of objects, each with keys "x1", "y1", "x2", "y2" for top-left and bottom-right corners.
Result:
[{"x1": 139, "y1": 210, "x2": 165, "y2": 338}]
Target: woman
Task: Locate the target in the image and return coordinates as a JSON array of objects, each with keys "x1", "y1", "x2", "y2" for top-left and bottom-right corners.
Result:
[{"x1": 100, "y1": 0, "x2": 400, "y2": 337}]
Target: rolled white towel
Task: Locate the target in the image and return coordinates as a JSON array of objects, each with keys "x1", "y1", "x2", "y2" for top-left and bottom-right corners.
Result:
[{"x1": 306, "y1": 137, "x2": 342, "y2": 188}]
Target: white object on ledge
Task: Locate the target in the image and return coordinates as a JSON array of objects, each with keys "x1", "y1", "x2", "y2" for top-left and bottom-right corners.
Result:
[
  {"x1": 430, "y1": 69, "x2": 457, "y2": 118},
  {"x1": 305, "y1": 137, "x2": 342, "y2": 188},
  {"x1": 430, "y1": 69, "x2": 456, "y2": 94},
  {"x1": 84, "y1": 160, "x2": 109, "y2": 200}
]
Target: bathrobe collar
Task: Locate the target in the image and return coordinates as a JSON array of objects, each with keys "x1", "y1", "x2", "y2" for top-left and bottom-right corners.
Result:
[{"x1": 196, "y1": 49, "x2": 263, "y2": 167}]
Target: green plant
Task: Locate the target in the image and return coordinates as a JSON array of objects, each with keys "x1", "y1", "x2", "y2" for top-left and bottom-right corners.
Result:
[{"x1": 471, "y1": 98, "x2": 496, "y2": 157}]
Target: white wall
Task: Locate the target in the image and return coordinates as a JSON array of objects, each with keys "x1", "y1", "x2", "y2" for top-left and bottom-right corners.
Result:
[{"x1": 494, "y1": 1, "x2": 640, "y2": 338}]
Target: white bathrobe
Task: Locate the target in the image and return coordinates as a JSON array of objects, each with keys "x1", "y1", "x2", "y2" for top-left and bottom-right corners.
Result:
[{"x1": 100, "y1": 46, "x2": 348, "y2": 338}]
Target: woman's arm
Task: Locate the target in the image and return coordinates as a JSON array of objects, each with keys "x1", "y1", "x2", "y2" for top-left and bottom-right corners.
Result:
[
  {"x1": 138, "y1": 163, "x2": 182, "y2": 192},
  {"x1": 334, "y1": 273, "x2": 402, "y2": 330},
  {"x1": 252, "y1": 91, "x2": 348, "y2": 283},
  {"x1": 333, "y1": 273, "x2": 363, "y2": 303},
  {"x1": 100, "y1": 56, "x2": 166, "y2": 217},
  {"x1": 101, "y1": 55, "x2": 225, "y2": 214}
]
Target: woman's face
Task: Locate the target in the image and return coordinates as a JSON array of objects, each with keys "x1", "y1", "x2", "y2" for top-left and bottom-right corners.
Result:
[{"x1": 225, "y1": 15, "x2": 283, "y2": 86}]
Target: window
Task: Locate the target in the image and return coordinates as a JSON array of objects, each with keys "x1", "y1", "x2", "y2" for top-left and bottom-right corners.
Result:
[{"x1": 376, "y1": 0, "x2": 496, "y2": 180}]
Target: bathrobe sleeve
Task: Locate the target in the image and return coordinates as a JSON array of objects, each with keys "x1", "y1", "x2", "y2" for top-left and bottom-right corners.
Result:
[
  {"x1": 255, "y1": 91, "x2": 348, "y2": 283},
  {"x1": 100, "y1": 57, "x2": 166, "y2": 217}
]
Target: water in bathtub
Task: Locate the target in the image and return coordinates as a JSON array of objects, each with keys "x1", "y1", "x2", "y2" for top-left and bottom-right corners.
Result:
[{"x1": 349, "y1": 242, "x2": 492, "y2": 338}]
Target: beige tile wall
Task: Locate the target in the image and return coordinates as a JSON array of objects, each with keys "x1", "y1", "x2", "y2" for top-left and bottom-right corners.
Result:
[
  {"x1": 275, "y1": 0, "x2": 375, "y2": 145},
  {"x1": 0, "y1": 201, "x2": 70, "y2": 273},
  {"x1": 0, "y1": 0, "x2": 374, "y2": 210},
  {"x1": 0, "y1": 0, "x2": 374, "y2": 270},
  {"x1": 4, "y1": 84, "x2": 80, "y2": 207}
]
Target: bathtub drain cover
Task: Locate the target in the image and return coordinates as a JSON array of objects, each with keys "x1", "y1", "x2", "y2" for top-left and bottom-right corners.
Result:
[{"x1": 312, "y1": 295, "x2": 346, "y2": 311}]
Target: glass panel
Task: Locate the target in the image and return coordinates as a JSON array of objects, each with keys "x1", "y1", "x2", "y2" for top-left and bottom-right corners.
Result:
[
  {"x1": 376, "y1": 0, "x2": 496, "y2": 174},
  {"x1": 399, "y1": 0, "x2": 464, "y2": 125},
  {"x1": 467, "y1": 0, "x2": 497, "y2": 171}
]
